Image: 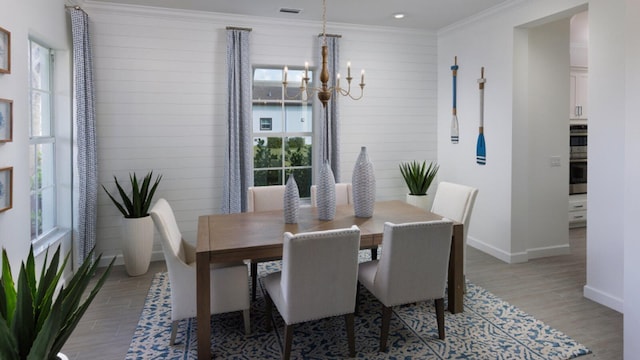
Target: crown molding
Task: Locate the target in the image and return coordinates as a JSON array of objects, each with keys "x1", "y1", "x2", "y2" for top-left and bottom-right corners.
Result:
[{"x1": 437, "y1": 0, "x2": 527, "y2": 36}]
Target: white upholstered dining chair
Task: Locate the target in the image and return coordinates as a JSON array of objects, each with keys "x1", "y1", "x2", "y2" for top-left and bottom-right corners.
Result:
[
  {"x1": 357, "y1": 220, "x2": 453, "y2": 352},
  {"x1": 264, "y1": 225, "x2": 361, "y2": 360},
  {"x1": 150, "y1": 198, "x2": 250, "y2": 345},
  {"x1": 247, "y1": 185, "x2": 287, "y2": 300},
  {"x1": 310, "y1": 182, "x2": 353, "y2": 207},
  {"x1": 430, "y1": 181, "x2": 478, "y2": 277}
]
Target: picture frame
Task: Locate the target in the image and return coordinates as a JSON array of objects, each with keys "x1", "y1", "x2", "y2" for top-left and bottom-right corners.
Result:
[
  {"x1": 0, "y1": 166, "x2": 12, "y2": 213},
  {"x1": 0, "y1": 26, "x2": 10, "y2": 74},
  {"x1": 0, "y1": 98, "x2": 13, "y2": 142}
]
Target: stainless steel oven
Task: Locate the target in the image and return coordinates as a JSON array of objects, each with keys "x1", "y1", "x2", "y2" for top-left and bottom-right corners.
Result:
[{"x1": 569, "y1": 124, "x2": 587, "y2": 194}]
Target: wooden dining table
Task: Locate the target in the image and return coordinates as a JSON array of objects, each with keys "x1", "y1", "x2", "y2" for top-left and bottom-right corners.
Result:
[{"x1": 195, "y1": 200, "x2": 464, "y2": 359}]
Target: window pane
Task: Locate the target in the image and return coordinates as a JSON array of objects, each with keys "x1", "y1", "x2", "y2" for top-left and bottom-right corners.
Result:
[
  {"x1": 30, "y1": 42, "x2": 51, "y2": 91},
  {"x1": 285, "y1": 104, "x2": 312, "y2": 132},
  {"x1": 40, "y1": 186, "x2": 56, "y2": 236},
  {"x1": 30, "y1": 192, "x2": 41, "y2": 239},
  {"x1": 287, "y1": 168, "x2": 312, "y2": 198},
  {"x1": 30, "y1": 91, "x2": 52, "y2": 137},
  {"x1": 29, "y1": 145, "x2": 38, "y2": 191},
  {"x1": 37, "y1": 143, "x2": 55, "y2": 188},
  {"x1": 254, "y1": 170, "x2": 282, "y2": 186},
  {"x1": 253, "y1": 104, "x2": 282, "y2": 132},
  {"x1": 285, "y1": 136, "x2": 312, "y2": 167}
]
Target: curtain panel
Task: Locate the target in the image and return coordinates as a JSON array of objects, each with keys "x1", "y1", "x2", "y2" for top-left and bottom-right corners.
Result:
[
  {"x1": 222, "y1": 28, "x2": 252, "y2": 214},
  {"x1": 70, "y1": 8, "x2": 98, "y2": 265}
]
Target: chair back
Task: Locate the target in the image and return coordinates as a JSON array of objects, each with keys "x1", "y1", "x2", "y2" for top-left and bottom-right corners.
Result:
[
  {"x1": 310, "y1": 183, "x2": 352, "y2": 207},
  {"x1": 247, "y1": 185, "x2": 286, "y2": 212},
  {"x1": 373, "y1": 220, "x2": 453, "y2": 306},
  {"x1": 150, "y1": 198, "x2": 188, "y2": 264},
  {"x1": 431, "y1": 182, "x2": 478, "y2": 239},
  {"x1": 280, "y1": 225, "x2": 360, "y2": 324}
]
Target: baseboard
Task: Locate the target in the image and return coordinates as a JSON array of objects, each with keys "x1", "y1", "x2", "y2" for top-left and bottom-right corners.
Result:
[
  {"x1": 98, "y1": 250, "x2": 165, "y2": 268},
  {"x1": 584, "y1": 285, "x2": 624, "y2": 313},
  {"x1": 467, "y1": 237, "x2": 570, "y2": 264}
]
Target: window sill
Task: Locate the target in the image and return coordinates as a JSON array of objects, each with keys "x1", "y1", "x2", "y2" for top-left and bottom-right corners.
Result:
[{"x1": 32, "y1": 228, "x2": 72, "y2": 257}]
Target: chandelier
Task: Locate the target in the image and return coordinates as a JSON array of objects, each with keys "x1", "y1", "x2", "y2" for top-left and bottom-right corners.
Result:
[{"x1": 282, "y1": 0, "x2": 365, "y2": 108}]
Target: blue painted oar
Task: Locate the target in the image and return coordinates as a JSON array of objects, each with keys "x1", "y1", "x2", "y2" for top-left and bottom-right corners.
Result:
[
  {"x1": 451, "y1": 56, "x2": 459, "y2": 144},
  {"x1": 477, "y1": 67, "x2": 486, "y2": 165}
]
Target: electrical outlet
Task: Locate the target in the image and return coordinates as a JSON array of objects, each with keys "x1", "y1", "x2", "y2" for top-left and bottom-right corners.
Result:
[{"x1": 550, "y1": 156, "x2": 561, "y2": 167}]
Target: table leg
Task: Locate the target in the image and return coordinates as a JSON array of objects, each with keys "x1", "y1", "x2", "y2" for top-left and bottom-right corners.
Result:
[
  {"x1": 196, "y1": 251, "x2": 212, "y2": 359},
  {"x1": 448, "y1": 223, "x2": 464, "y2": 313}
]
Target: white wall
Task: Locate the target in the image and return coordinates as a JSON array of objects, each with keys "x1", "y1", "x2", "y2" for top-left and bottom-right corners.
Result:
[
  {"x1": 623, "y1": 0, "x2": 640, "y2": 356},
  {"x1": 83, "y1": 1, "x2": 438, "y2": 263},
  {"x1": 437, "y1": 0, "x2": 584, "y2": 264},
  {"x1": 0, "y1": 0, "x2": 72, "y2": 275}
]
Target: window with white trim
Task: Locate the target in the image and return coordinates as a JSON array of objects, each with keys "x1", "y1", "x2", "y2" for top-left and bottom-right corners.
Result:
[
  {"x1": 29, "y1": 39, "x2": 57, "y2": 241},
  {"x1": 252, "y1": 67, "x2": 314, "y2": 198}
]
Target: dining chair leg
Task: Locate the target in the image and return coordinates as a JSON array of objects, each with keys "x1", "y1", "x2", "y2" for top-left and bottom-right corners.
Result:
[
  {"x1": 379, "y1": 305, "x2": 392, "y2": 352},
  {"x1": 355, "y1": 282, "x2": 361, "y2": 315},
  {"x1": 345, "y1": 313, "x2": 356, "y2": 357},
  {"x1": 265, "y1": 293, "x2": 273, "y2": 332},
  {"x1": 169, "y1": 320, "x2": 178, "y2": 345},
  {"x1": 435, "y1": 298, "x2": 445, "y2": 340},
  {"x1": 283, "y1": 323, "x2": 294, "y2": 360},
  {"x1": 243, "y1": 308, "x2": 251, "y2": 335},
  {"x1": 251, "y1": 262, "x2": 258, "y2": 301},
  {"x1": 370, "y1": 247, "x2": 378, "y2": 260}
]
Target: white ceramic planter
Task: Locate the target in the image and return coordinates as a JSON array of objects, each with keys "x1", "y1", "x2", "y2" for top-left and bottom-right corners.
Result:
[
  {"x1": 406, "y1": 194, "x2": 430, "y2": 211},
  {"x1": 121, "y1": 216, "x2": 154, "y2": 276},
  {"x1": 57, "y1": 352, "x2": 69, "y2": 360}
]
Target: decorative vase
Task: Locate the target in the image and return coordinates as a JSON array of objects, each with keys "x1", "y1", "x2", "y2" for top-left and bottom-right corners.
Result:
[
  {"x1": 406, "y1": 193, "x2": 430, "y2": 211},
  {"x1": 317, "y1": 161, "x2": 336, "y2": 220},
  {"x1": 284, "y1": 174, "x2": 300, "y2": 224},
  {"x1": 121, "y1": 216, "x2": 154, "y2": 276},
  {"x1": 57, "y1": 353, "x2": 70, "y2": 360},
  {"x1": 352, "y1": 146, "x2": 376, "y2": 218}
]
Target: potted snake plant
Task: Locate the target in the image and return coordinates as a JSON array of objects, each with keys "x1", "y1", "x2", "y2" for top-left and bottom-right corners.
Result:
[
  {"x1": 0, "y1": 245, "x2": 114, "y2": 360},
  {"x1": 399, "y1": 160, "x2": 439, "y2": 210},
  {"x1": 102, "y1": 171, "x2": 161, "y2": 276}
]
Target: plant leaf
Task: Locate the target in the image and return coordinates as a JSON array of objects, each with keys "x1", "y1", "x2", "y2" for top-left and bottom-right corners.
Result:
[
  {"x1": 0, "y1": 316, "x2": 19, "y2": 360},
  {"x1": 26, "y1": 290, "x2": 63, "y2": 360},
  {"x1": 12, "y1": 264, "x2": 36, "y2": 359},
  {"x1": 1, "y1": 248, "x2": 17, "y2": 325}
]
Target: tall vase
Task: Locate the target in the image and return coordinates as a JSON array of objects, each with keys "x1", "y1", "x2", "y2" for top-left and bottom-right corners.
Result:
[
  {"x1": 121, "y1": 216, "x2": 154, "y2": 276},
  {"x1": 352, "y1": 146, "x2": 376, "y2": 218},
  {"x1": 317, "y1": 161, "x2": 336, "y2": 220},
  {"x1": 283, "y1": 174, "x2": 300, "y2": 224}
]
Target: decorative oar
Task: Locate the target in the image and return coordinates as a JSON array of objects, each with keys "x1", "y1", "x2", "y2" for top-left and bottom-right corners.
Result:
[
  {"x1": 451, "y1": 56, "x2": 459, "y2": 144},
  {"x1": 476, "y1": 67, "x2": 486, "y2": 165}
]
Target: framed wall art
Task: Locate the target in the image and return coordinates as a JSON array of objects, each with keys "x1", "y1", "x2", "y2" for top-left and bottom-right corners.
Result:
[
  {"x1": 0, "y1": 26, "x2": 10, "y2": 74},
  {"x1": 0, "y1": 166, "x2": 12, "y2": 213},
  {"x1": 0, "y1": 98, "x2": 12, "y2": 142}
]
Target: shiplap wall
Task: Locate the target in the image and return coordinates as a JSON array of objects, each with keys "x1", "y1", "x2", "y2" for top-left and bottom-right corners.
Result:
[{"x1": 85, "y1": 1, "x2": 437, "y2": 263}]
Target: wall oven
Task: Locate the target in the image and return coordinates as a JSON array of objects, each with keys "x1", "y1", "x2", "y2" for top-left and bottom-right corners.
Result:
[{"x1": 569, "y1": 124, "x2": 587, "y2": 194}]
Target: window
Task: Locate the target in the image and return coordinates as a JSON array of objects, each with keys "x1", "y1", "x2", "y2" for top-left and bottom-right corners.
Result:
[
  {"x1": 29, "y1": 40, "x2": 56, "y2": 241},
  {"x1": 252, "y1": 67, "x2": 313, "y2": 197}
]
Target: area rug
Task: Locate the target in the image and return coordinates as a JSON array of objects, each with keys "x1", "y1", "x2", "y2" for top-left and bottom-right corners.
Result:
[{"x1": 127, "y1": 261, "x2": 591, "y2": 359}]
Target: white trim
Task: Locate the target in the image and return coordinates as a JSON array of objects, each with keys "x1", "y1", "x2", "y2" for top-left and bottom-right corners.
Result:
[
  {"x1": 438, "y1": 0, "x2": 527, "y2": 36},
  {"x1": 467, "y1": 236, "x2": 570, "y2": 264},
  {"x1": 526, "y1": 244, "x2": 571, "y2": 259},
  {"x1": 584, "y1": 285, "x2": 623, "y2": 314}
]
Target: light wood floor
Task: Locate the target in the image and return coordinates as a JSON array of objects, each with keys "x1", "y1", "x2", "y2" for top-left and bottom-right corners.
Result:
[{"x1": 62, "y1": 227, "x2": 623, "y2": 359}]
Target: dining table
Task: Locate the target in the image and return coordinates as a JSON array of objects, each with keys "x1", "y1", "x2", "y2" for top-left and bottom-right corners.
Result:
[{"x1": 195, "y1": 200, "x2": 464, "y2": 359}]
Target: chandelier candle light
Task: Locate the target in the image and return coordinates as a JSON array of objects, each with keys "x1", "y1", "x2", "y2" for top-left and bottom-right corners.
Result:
[{"x1": 282, "y1": 0, "x2": 365, "y2": 108}]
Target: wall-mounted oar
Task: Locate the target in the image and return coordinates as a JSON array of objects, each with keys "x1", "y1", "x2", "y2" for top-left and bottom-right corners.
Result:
[
  {"x1": 451, "y1": 56, "x2": 459, "y2": 144},
  {"x1": 476, "y1": 67, "x2": 486, "y2": 165}
]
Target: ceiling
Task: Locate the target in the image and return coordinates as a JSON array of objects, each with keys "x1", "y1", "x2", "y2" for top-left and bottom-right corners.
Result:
[{"x1": 86, "y1": 0, "x2": 513, "y2": 30}]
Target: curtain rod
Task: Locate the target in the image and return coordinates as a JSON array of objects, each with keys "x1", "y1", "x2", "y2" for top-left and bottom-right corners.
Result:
[
  {"x1": 226, "y1": 26, "x2": 252, "y2": 32},
  {"x1": 318, "y1": 33, "x2": 342, "y2": 38}
]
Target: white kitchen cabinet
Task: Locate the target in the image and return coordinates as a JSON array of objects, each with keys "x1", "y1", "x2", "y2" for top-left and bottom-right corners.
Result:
[
  {"x1": 570, "y1": 68, "x2": 588, "y2": 119},
  {"x1": 569, "y1": 194, "x2": 587, "y2": 227}
]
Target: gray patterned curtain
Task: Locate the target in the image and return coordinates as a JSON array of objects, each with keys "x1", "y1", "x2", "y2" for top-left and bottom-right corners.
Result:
[
  {"x1": 70, "y1": 8, "x2": 98, "y2": 264},
  {"x1": 318, "y1": 35, "x2": 341, "y2": 181},
  {"x1": 222, "y1": 28, "x2": 252, "y2": 213}
]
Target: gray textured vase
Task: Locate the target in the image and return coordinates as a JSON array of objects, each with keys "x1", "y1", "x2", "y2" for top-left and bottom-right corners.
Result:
[
  {"x1": 317, "y1": 162, "x2": 336, "y2": 220},
  {"x1": 352, "y1": 146, "x2": 376, "y2": 218},
  {"x1": 283, "y1": 174, "x2": 300, "y2": 224}
]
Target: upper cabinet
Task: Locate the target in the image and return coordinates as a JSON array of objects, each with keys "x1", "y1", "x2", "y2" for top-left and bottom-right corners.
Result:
[{"x1": 570, "y1": 68, "x2": 588, "y2": 120}]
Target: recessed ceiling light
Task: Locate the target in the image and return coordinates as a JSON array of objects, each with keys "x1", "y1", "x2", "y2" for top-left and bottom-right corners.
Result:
[{"x1": 393, "y1": 13, "x2": 405, "y2": 19}]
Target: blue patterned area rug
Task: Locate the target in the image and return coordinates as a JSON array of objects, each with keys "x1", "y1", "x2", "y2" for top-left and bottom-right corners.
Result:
[{"x1": 127, "y1": 262, "x2": 590, "y2": 360}]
